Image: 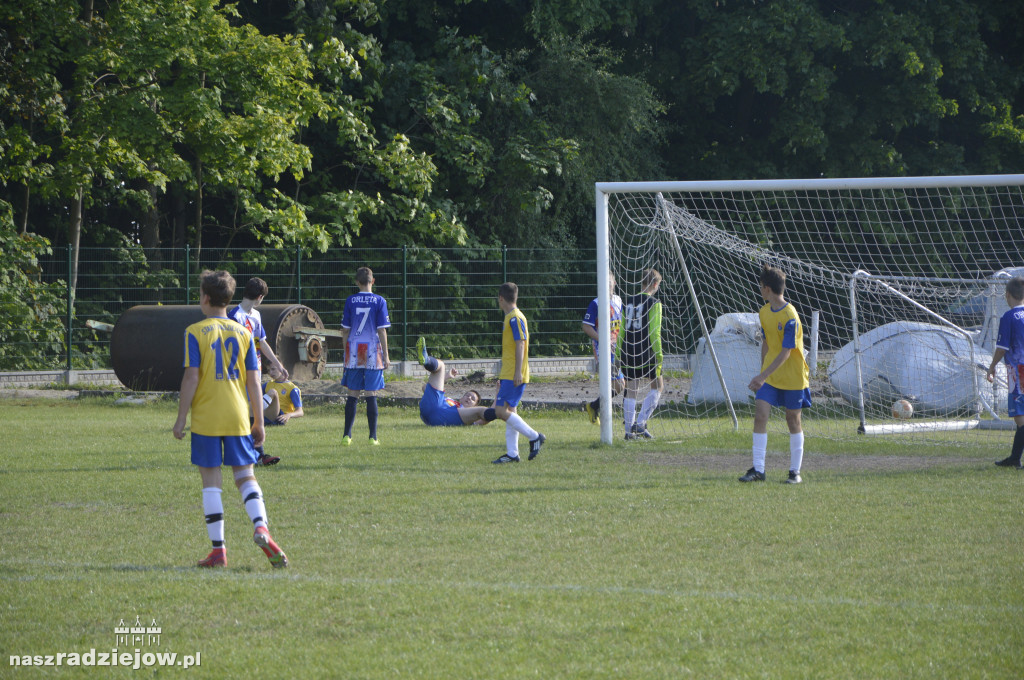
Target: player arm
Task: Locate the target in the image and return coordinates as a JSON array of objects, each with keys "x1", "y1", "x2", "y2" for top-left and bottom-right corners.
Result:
[
  {"x1": 287, "y1": 388, "x2": 304, "y2": 419},
  {"x1": 173, "y1": 367, "x2": 200, "y2": 439},
  {"x1": 750, "y1": 338, "x2": 792, "y2": 392},
  {"x1": 376, "y1": 327, "x2": 391, "y2": 369},
  {"x1": 760, "y1": 348, "x2": 792, "y2": 380},
  {"x1": 514, "y1": 339, "x2": 526, "y2": 385},
  {"x1": 582, "y1": 323, "x2": 599, "y2": 342},
  {"x1": 246, "y1": 369, "x2": 265, "y2": 447},
  {"x1": 649, "y1": 302, "x2": 663, "y2": 375},
  {"x1": 258, "y1": 338, "x2": 289, "y2": 380},
  {"x1": 987, "y1": 347, "x2": 1007, "y2": 382}
]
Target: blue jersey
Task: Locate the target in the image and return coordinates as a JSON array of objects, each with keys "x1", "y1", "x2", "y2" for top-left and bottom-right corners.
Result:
[
  {"x1": 996, "y1": 305, "x2": 1024, "y2": 389},
  {"x1": 582, "y1": 294, "x2": 623, "y2": 359},
  {"x1": 341, "y1": 292, "x2": 391, "y2": 369},
  {"x1": 227, "y1": 305, "x2": 266, "y2": 370},
  {"x1": 419, "y1": 385, "x2": 466, "y2": 427}
]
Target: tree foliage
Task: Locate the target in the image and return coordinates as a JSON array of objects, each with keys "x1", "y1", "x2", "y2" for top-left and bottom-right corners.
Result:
[
  {"x1": 0, "y1": 200, "x2": 65, "y2": 370},
  {"x1": 1, "y1": 0, "x2": 1022, "y2": 258}
]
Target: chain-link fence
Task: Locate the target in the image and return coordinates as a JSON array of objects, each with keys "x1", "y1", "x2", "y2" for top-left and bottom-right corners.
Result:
[{"x1": 10, "y1": 245, "x2": 600, "y2": 372}]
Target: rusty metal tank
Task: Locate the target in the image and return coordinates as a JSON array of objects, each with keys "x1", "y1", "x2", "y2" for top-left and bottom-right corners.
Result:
[{"x1": 110, "y1": 304, "x2": 328, "y2": 391}]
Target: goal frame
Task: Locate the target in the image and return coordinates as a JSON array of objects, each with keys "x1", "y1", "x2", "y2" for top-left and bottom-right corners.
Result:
[{"x1": 594, "y1": 174, "x2": 1024, "y2": 445}]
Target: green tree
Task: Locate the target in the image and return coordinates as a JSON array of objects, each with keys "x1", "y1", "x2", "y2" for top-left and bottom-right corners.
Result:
[
  {"x1": 77, "y1": 0, "x2": 330, "y2": 260},
  {"x1": 368, "y1": 2, "x2": 666, "y2": 251},
  {"x1": 0, "y1": 201, "x2": 65, "y2": 370},
  {"x1": 281, "y1": 0, "x2": 452, "y2": 250},
  {"x1": 616, "y1": 0, "x2": 1024, "y2": 179}
]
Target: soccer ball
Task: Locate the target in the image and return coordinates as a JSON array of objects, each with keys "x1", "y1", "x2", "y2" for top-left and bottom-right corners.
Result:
[{"x1": 892, "y1": 399, "x2": 914, "y2": 419}]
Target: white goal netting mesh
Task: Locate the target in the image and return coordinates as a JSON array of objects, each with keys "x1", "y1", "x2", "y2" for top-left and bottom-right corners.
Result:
[{"x1": 604, "y1": 178, "x2": 1024, "y2": 448}]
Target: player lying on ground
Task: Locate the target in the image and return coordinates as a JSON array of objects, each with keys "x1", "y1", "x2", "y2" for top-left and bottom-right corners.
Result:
[
  {"x1": 417, "y1": 338, "x2": 498, "y2": 426},
  {"x1": 416, "y1": 337, "x2": 545, "y2": 463}
]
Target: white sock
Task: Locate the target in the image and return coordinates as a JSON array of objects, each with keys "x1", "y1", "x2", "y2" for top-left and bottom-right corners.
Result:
[
  {"x1": 505, "y1": 413, "x2": 539, "y2": 440},
  {"x1": 790, "y1": 432, "x2": 804, "y2": 473},
  {"x1": 202, "y1": 487, "x2": 225, "y2": 546},
  {"x1": 752, "y1": 432, "x2": 768, "y2": 473},
  {"x1": 505, "y1": 424, "x2": 520, "y2": 457},
  {"x1": 638, "y1": 390, "x2": 661, "y2": 425},
  {"x1": 623, "y1": 397, "x2": 637, "y2": 430},
  {"x1": 238, "y1": 480, "x2": 268, "y2": 529}
]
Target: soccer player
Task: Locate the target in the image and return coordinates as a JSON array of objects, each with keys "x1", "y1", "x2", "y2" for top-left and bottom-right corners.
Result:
[
  {"x1": 581, "y1": 272, "x2": 626, "y2": 425},
  {"x1": 986, "y1": 276, "x2": 1024, "y2": 469},
  {"x1": 739, "y1": 265, "x2": 811, "y2": 484},
  {"x1": 492, "y1": 283, "x2": 546, "y2": 463},
  {"x1": 172, "y1": 270, "x2": 288, "y2": 569},
  {"x1": 263, "y1": 374, "x2": 304, "y2": 425},
  {"x1": 228, "y1": 277, "x2": 287, "y2": 465},
  {"x1": 617, "y1": 269, "x2": 664, "y2": 440},
  {"x1": 227, "y1": 277, "x2": 289, "y2": 380},
  {"x1": 415, "y1": 337, "x2": 498, "y2": 427},
  {"x1": 339, "y1": 267, "x2": 391, "y2": 446}
]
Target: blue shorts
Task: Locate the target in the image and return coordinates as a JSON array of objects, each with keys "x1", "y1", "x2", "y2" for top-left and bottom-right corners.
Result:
[
  {"x1": 341, "y1": 368, "x2": 385, "y2": 392},
  {"x1": 191, "y1": 433, "x2": 257, "y2": 468},
  {"x1": 495, "y1": 379, "x2": 526, "y2": 408},
  {"x1": 419, "y1": 386, "x2": 465, "y2": 427},
  {"x1": 755, "y1": 384, "x2": 812, "y2": 410},
  {"x1": 1009, "y1": 386, "x2": 1024, "y2": 418}
]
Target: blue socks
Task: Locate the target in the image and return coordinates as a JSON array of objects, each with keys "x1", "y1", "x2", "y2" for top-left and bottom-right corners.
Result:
[
  {"x1": 366, "y1": 396, "x2": 378, "y2": 439},
  {"x1": 344, "y1": 396, "x2": 357, "y2": 438}
]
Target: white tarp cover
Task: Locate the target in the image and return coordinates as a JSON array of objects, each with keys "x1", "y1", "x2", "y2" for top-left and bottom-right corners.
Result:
[
  {"x1": 687, "y1": 313, "x2": 764, "y2": 404},
  {"x1": 975, "y1": 266, "x2": 1024, "y2": 351},
  {"x1": 828, "y1": 321, "x2": 996, "y2": 413}
]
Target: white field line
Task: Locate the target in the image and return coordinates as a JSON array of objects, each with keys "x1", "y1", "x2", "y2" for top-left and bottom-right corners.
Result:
[{"x1": 2, "y1": 560, "x2": 1020, "y2": 615}]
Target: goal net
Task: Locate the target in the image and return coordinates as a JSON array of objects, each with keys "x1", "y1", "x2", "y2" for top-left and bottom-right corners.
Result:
[{"x1": 594, "y1": 175, "x2": 1024, "y2": 447}]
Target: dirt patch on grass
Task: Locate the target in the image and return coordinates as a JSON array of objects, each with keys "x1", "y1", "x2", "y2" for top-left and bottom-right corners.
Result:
[
  {"x1": 0, "y1": 389, "x2": 79, "y2": 400},
  {"x1": 293, "y1": 375, "x2": 693, "y2": 408},
  {"x1": 638, "y1": 451, "x2": 994, "y2": 474}
]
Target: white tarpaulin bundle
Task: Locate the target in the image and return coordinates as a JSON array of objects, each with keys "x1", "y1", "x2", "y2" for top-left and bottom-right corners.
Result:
[
  {"x1": 687, "y1": 313, "x2": 763, "y2": 404},
  {"x1": 828, "y1": 321, "x2": 996, "y2": 413}
]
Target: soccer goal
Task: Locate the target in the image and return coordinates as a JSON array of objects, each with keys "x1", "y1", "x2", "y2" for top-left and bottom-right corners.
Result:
[{"x1": 594, "y1": 175, "x2": 1024, "y2": 447}]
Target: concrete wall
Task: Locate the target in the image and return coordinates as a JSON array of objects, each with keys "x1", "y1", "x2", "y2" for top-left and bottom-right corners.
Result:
[{"x1": 0, "y1": 355, "x2": 693, "y2": 389}]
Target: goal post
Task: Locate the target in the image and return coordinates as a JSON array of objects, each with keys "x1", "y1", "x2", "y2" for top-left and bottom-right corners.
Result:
[{"x1": 595, "y1": 175, "x2": 1024, "y2": 447}]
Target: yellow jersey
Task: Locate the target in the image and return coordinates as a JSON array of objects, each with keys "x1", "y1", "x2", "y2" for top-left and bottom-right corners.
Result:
[
  {"x1": 265, "y1": 379, "x2": 302, "y2": 413},
  {"x1": 183, "y1": 316, "x2": 258, "y2": 436},
  {"x1": 500, "y1": 308, "x2": 530, "y2": 383},
  {"x1": 759, "y1": 301, "x2": 809, "y2": 390}
]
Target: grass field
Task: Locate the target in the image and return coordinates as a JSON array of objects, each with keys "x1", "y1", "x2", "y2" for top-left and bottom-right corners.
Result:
[{"x1": 1, "y1": 397, "x2": 1022, "y2": 678}]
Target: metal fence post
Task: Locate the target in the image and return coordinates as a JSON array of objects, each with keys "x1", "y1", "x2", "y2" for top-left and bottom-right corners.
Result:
[
  {"x1": 185, "y1": 244, "x2": 191, "y2": 304},
  {"x1": 402, "y1": 244, "x2": 408, "y2": 362},
  {"x1": 66, "y1": 244, "x2": 73, "y2": 371},
  {"x1": 502, "y1": 244, "x2": 507, "y2": 283},
  {"x1": 296, "y1": 245, "x2": 303, "y2": 305}
]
